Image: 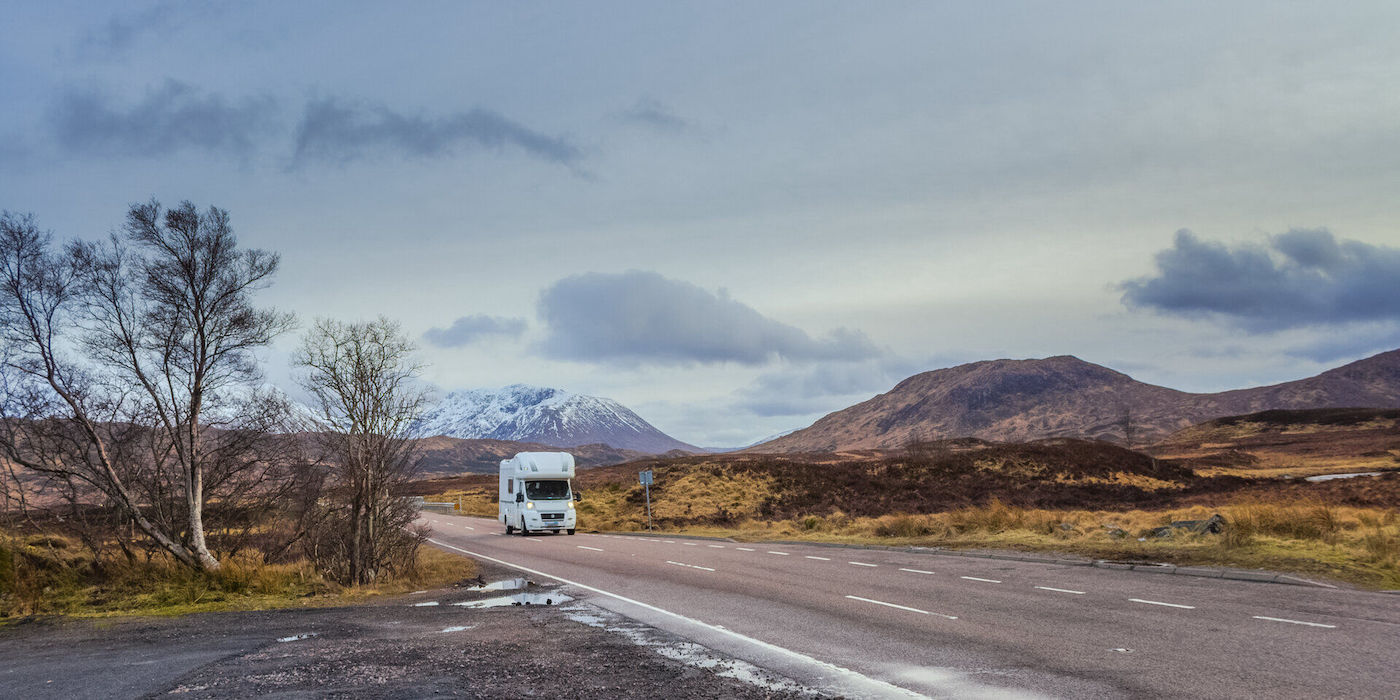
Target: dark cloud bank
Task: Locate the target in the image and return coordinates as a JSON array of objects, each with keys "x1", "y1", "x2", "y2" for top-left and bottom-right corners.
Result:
[
  {"x1": 535, "y1": 270, "x2": 880, "y2": 366},
  {"x1": 423, "y1": 314, "x2": 528, "y2": 348},
  {"x1": 1121, "y1": 229, "x2": 1400, "y2": 331},
  {"x1": 49, "y1": 81, "x2": 276, "y2": 158},
  {"x1": 291, "y1": 97, "x2": 581, "y2": 167},
  {"x1": 45, "y1": 81, "x2": 580, "y2": 168}
]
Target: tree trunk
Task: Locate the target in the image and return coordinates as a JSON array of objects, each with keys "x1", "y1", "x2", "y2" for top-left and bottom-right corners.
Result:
[{"x1": 349, "y1": 486, "x2": 364, "y2": 585}]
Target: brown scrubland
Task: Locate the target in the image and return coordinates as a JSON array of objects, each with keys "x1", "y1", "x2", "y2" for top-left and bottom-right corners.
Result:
[{"x1": 415, "y1": 434, "x2": 1400, "y2": 589}]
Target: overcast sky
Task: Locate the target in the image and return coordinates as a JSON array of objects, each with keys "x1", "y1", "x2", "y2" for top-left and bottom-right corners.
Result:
[{"x1": 4, "y1": 2, "x2": 1400, "y2": 446}]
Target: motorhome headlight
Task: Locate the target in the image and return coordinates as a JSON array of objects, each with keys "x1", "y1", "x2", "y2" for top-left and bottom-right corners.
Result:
[
  {"x1": 526, "y1": 502, "x2": 534, "y2": 509},
  {"x1": 567, "y1": 501, "x2": 575, "y2": 510}
]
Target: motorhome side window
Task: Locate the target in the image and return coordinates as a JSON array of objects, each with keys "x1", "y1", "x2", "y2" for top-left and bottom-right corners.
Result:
[{"x1": 507, "y1": 479, "x2": 513, "y2": 493}]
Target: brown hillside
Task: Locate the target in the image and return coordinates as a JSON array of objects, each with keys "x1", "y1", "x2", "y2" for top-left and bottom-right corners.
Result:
[
  {"x1": 1150, "y1": 407, "x2": 1400, "y2": 478},
  {"x1": 577, "y1": 439, "x2": 1223, "y2": 520},
  {"x1": 755, "y1": 350, "x2": 1400, "y2": 453},
  {"x1": 414, "y1": 436, "x2": 647, "y2": 475}
]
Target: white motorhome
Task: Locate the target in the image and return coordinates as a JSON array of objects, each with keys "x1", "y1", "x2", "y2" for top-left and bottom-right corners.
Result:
[{"x1": 499, "y1": 452, "x2": 579, "y2": 535}]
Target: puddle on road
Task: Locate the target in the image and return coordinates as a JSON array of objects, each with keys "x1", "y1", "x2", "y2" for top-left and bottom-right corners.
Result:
[
  {"x1": 465, "y1": 577, "x2": 529, "y2": 592},
  {"x1": 453, "y1": 592, "x2": 573, "y2": 608},
  {"x1": 276, "y1": 632, "x2": 319, "y2": 643},
  {"x1": 561, "y1": 604, "x2": 805, "y2": 694}
]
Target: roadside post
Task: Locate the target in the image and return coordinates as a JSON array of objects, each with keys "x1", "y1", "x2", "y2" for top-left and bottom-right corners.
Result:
[{"x1": 639, "y1": 469, "x2": 654, "y2": 531}]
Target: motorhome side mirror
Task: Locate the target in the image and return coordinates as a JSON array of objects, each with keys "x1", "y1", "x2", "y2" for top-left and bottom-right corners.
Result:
[
  {"x1": 573, "y1": 492, "x2": 582, "y2": 502},
  {"x1": 515, "y1": 493, "x2": 524, "y2": 503}
]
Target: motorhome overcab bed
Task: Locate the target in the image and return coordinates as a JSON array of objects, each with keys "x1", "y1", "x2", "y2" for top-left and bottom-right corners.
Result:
[{"x1": 499, "y1": 452, "x2": 579, "y2": 535}]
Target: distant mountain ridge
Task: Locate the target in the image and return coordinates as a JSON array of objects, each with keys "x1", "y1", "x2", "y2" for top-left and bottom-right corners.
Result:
[
  {"x1": 413, "y1": 436, "x2": 648, "y2": 475},
  {"x1": 414, "y1": 384, "x2": 697, "y2": 454},
  {"x1": 754, "y1": 350, "x2": 1400, "y2": 452}
]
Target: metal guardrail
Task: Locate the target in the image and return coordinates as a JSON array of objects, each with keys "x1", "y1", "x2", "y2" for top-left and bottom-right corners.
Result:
[{"x1": 419, "y1": 501, "x2": 456, "y2": 514}]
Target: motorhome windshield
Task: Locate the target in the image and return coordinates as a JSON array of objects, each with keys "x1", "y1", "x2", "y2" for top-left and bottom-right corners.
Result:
[{"x1": 525, "y1": 480, "x2": 570, "y2": 500}]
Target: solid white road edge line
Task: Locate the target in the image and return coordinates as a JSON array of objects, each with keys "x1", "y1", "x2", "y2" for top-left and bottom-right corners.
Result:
[
  {"x1": 961, "y1": 576, "x2": 1001, "y2": 584},
  {"x1": 1035, "y1": 586, "x2": 1086, "y2": 595},
  {"x1": 1129, "y1": 598, "x2": 1195, "y2": 609},
  {"x1": 845, "y1": 595, "x2": 958, "y2": 621},
  {"x1": 577, "y1": 545, "x2": 604, "y2": 552},
  {"x1": 899, "y1": 568, "x2": 935, "y2": 575},
  {"x1": 426, "y1": 538, "x2": 928, "y2": 699},
  {"x1": 1252, "y1": 615, "x2": 1336, "y2": 628}
]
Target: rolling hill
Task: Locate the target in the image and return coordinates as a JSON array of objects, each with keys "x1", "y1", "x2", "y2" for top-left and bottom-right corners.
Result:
[
  {"x1": 413, "y1": 436, "x2": 649, "y2": 475},
  {"x1": 753, "y1": 350, "x2": 1400, "y2": 452}
]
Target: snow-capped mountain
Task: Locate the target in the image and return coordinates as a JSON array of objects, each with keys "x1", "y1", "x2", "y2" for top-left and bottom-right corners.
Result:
[{"x1": 413, "y1": 385, "x2": 698, "y2": 454}]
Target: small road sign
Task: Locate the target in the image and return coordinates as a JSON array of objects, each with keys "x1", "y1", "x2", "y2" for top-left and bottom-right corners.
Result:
[{"x1": 639, "y1": 470, "x2": 654, "y2": 530}]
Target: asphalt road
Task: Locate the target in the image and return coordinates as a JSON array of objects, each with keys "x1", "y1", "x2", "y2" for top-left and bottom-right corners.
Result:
[
  {"x1": 422, "y1": 513, "x2": 1400, "y2": 699},
  {"x1": 0, "y1": 561, "x2": 808, "y2": 699}
]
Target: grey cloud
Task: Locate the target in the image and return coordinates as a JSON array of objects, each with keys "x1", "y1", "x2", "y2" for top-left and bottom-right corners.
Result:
[
  {"x1": 1282, "y1": 325, "x2": 1400, "y2": 363},
  {"x1": 1120, "y1": 229, "x2": 1400, "y2": 331},
  {"x1": 423, "y1": 314, "x2": 528, "y2": 348},
  {"x1": 291, "y1": 98, "x2": 582, "y2": 167},
  {"x1": 536, "y1": 270, "x2": 881, "y2": 366},
  {"x1": 78, "y1": 2, "x2": 212, "y2": 58},
  {"x1": 734, "y1": 356, "x2": 925, "y2": 417},
  {"x1": 49, "y1": 80, "x2": 277, "y2": 158},
  {"x1": 618, "y1": 98, "x2": 691, "y2": 133}
]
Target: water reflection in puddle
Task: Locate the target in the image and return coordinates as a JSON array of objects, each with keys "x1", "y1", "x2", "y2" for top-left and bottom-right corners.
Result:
[
  {"x1": 454, "y1": 592, "x2": 573, "y2": 608},
  {"x1": 466, "y1": 578, "x2": 529, "y2": 592}
]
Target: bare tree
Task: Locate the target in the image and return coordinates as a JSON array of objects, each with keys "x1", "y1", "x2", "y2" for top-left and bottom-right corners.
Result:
[
  {"x1": 0, "y1": 204, "x2": 294, "y2": 571},
  {"x1": 295, "y1": 317, "x2": 428, "y2": 584}
]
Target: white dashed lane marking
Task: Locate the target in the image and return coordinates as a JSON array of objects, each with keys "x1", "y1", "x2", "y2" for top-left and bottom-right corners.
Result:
[
  {"x1": 849, "y1": 562, "x2": 878, "y2": 568},
  {"x1": 1035, "y1": 586, "x2": 1086, "y2": 595},
  {"x1": 845, "y1": 595, "x2": 958, "y2": 620},
  {"x1": 1130, "y1": 598, "x2": 1195, "y2": 609},
  {"x1": 899, "y1": 568, "x2": 935, "y2": 575},
  {"x1": 961, "y1": 576, "x2": 1002, "y2": 584},
  {"x1": 1253, "y1": 616, "x2": 1336, "y2": 628},
  {"x1": 806, "y1": 556, "x2": 831, "y2": 561},
  {"x1": 577, "y1": 545, "x2": 604, "y2": 552},
  {"x1": 736, "y1": 547, "x2": 755, "y2": 551},
  {"x1": 666, "y1": 560, "x2": 717, "y2": 572},
  {"x1": 707, "y1": 544, "x2": 725, "y2": 548},
  {"x1": 767, "y1": 551, "x2": 791, "y2": 556},
  {"x1": 681, "y1": 542, "x2": 699, "y2": 546}
]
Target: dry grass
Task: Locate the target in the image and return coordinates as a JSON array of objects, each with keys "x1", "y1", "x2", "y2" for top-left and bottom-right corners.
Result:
[
  {"x1": 549, "y1": 489, "x2": 1400, "y2": 589},
  {"x1": 418, "y1": 445, "x2": 1399, "y2": 589},
  {"x1": 0, "y1": 532, "x2": 475, "y2": 622}
]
